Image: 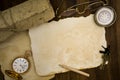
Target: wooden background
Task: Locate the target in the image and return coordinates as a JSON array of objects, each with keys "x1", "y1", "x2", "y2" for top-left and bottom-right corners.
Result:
[{"x1": 0, "y1": 0, "x2": 120, "y2": 80}]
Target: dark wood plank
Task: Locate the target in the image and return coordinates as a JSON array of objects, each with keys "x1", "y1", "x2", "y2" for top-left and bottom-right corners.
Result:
[
  {"x1": 111, "y1": 0, "x2": 120, "y2": 79},
  {"x1": 0, "y1": 0, "x2": 27, "y2": 11},
  {"x1": 51, "y1": 72, "x2": 70, "y2": 80}
]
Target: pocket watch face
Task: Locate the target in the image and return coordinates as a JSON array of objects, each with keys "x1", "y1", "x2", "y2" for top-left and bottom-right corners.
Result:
[
  {"x1": 12, "y1": 57, "x2": 29, "y2": 74},
  {"x1": 94, "y1": 6, "x2": 116, "y2": 27}
]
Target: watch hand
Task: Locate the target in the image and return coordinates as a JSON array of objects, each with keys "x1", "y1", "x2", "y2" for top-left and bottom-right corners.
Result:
[{"x1": 20, "y1": 65, "x2": 24, "y2": 69}]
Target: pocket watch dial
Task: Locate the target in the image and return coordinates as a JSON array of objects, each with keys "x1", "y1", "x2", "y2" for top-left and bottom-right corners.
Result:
[
  {"x1": 95, "y1": 6, "x2": 116, "y2": 27},
  {"x1": 12, "y1": 58, "x2": 29, "y2": 73}
]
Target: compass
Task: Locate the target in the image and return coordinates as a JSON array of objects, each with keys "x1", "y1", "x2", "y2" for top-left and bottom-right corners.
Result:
[{"x1": 94, "y1": 6, "x2": 116, "y2": 27}]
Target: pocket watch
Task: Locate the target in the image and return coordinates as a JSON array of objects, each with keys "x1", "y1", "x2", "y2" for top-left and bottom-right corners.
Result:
[
  {"x1": 12, "y1": 50, "x2": 31, "y2": 74},
  {"x1": 94, "y1": 6, "x2": 116, "y2": 27}
]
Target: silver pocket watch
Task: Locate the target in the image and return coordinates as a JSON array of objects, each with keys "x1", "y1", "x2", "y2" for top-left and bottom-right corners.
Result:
[{"x1": 94, "y1": 6, "x2": 116, "y2": 27}]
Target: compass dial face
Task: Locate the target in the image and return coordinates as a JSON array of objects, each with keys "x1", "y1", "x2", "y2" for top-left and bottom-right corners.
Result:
[
  {"x1": 95, "y1": 6, "x2": 116, "y2": 27},
  {"x1": 12, "y1": 58, "x2": 29, "y2": 74}
]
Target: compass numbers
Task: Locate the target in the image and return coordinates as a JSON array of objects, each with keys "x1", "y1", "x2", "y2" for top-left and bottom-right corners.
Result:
[{"x1": 12, "y1": 58, "x2": 29, "y2": 73}]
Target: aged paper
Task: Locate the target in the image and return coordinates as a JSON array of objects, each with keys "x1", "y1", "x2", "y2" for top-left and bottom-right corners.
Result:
[{"x1": 29, "y1": 15, "x2": 107, "y2": 76}]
